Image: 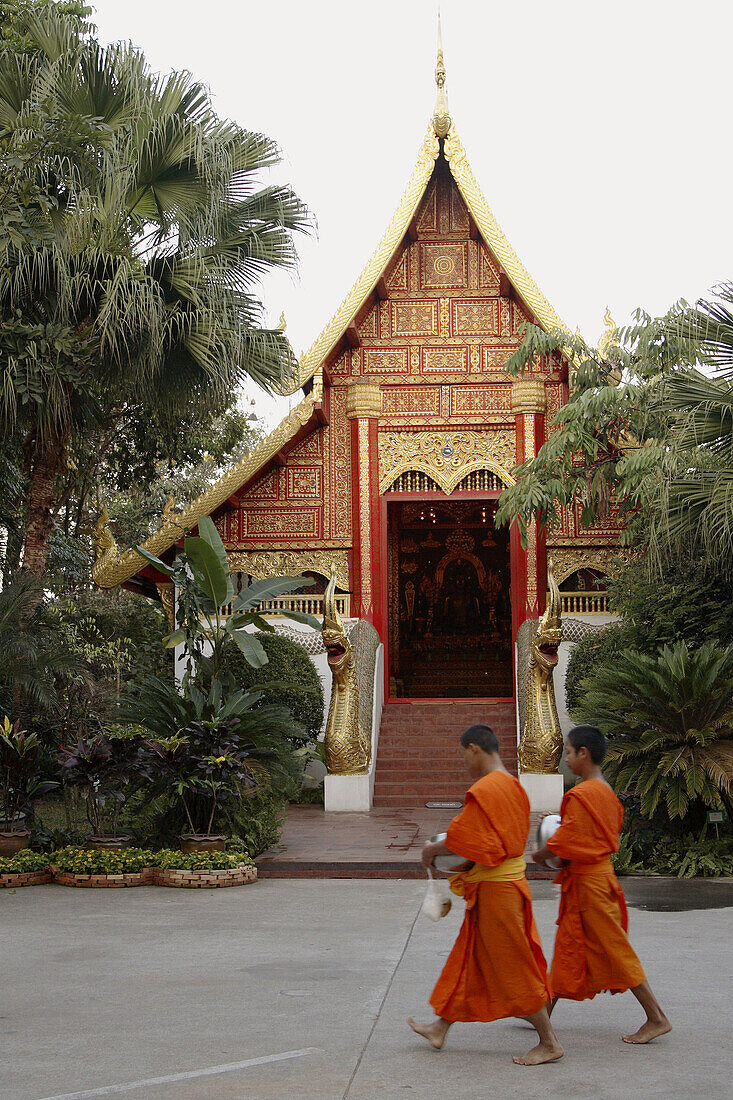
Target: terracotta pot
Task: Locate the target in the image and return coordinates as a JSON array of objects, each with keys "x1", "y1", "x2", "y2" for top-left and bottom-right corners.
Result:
[
  {"x1": 179, "y1": 834, "x2": 227, "y2": 853},
  {"x1": 86, "y1": 835, "x2": 133, "y2": 851},
  {"x1": 0, "y1": 830, "x2": 31, "y2": 857}
]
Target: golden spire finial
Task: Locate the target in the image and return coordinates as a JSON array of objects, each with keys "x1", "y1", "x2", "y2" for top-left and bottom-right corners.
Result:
[
  {"x1": 597, "y1": 306, "x2": 619, "y2": 359},
  {"x1": 433, "y1": 9, "x2": 451, "y2": 138}
]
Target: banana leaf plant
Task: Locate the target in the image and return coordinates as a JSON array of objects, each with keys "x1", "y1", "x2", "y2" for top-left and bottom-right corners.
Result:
[{"x1": 135, "y1": 516, "x2": 321, "y2": 680}]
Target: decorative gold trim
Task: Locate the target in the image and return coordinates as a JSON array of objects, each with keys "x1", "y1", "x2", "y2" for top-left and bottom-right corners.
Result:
[
  {"x1": 282, "y1": 121, "x2": 570, "y2": 397},
  {"x1": 511, "y1": 379, "x2": 546, "y2": 415},
  {"x1": 547, "y1": 547, "x2": 625, "y2": 587},
  {"x1": 346, "y1": 381, "x2": 382, "y2": 420},
  {"x1": 378, "y1": 429, "x2": 516, "y2": 495},
  {"x1": 92, "y1": 392, "x2": 318, "y2": 588},
  {"x1": 227, "y1": 550, "x2": 349, "y2": 590},
  {"x1": 275, "y1": 125, "x2": 441, "y2": 396},
  {"x1": 155, "y1": 583, "x2": 176, "y2": 630},
  {"x1": 443, "y1": 125, "x2": 569, "y2": 334}
]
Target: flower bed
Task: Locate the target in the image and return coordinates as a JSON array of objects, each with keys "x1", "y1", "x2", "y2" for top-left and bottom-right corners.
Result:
[
  {"x1": 50, "y1": 845, "x2": 158, "y2": 888},
  {"x1": 153, "y1": 848, "x2": 257, "y2": 889},
  {"x1": 0, "y1": 849, "x2": 52, "y2": 887}
]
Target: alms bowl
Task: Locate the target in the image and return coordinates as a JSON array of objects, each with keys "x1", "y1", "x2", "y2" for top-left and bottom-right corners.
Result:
[
  {"x1": 536, "y1": 813, "x2": 563, "y2": 869},
  {"x1": 430, "y1": 832, "x2": 473, "y2": 874}
]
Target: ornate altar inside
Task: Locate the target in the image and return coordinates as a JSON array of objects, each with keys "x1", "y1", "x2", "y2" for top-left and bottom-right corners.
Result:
[{"x1": 388, "y1": 500, "x2": 512, "y2": 697}]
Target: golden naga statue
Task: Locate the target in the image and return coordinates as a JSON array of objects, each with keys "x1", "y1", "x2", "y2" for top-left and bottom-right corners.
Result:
[
  {"x1": 92, "y1": 505, "x2": 118, "y2": 564},
  {"x1": 518, "y1": 563, "x2": 563, "y2": 774},
  {"x1": 322, "y1": 565, "x2": 371, "y2": 775}
]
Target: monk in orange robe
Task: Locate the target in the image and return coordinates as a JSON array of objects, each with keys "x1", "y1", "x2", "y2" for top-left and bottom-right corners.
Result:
[
  {"x1": 533, "y1": 724, "x2": 671, "y2": 1045},
  {"x1": 408, "y1": 724, "x2": 563, "y2": 1066}
]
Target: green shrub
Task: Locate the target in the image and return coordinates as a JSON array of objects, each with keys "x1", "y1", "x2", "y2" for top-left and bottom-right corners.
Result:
[
  {"x1": 51, "y1": 845, "x2": 158, "y2": 874},
  {"x1": 220, "y1": 782, "x2": 286, "y2": 856},
  {"x1": 220, "y1": 631, "x2": 323, "y2": 740},
  {"x1": 156, "y1": 848, "x2": 252, "y2": 871},
  {"x1": 648, "y1": 836, "x2": 733, "y2": 878},
  {"x1": 0, "y1": 849, "x2": 50, "y2": 874},
  {"x1": 575, "y1": 640, "x2": 733, "y2": 823},
  {"x1": 565, "y1": 623, "x2": 628, "y2": 716}
]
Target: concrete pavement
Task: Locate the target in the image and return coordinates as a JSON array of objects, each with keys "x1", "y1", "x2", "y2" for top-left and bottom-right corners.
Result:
[{"x1": 2, "y1": 879, "x2": 731, "y2": 1099}]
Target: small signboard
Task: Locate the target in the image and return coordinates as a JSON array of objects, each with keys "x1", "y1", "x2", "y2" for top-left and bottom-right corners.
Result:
[
  {"x1": 706, "y1": 810, "x2": 727, "y2": 824},
  {"x1": 425, "y1": 801, "x2": 463, "y2": 809}
]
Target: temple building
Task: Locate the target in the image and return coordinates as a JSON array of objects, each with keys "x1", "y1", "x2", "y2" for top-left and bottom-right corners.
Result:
[{"x1": 93, "y1": 41, "x2": 620, "y2": 809}]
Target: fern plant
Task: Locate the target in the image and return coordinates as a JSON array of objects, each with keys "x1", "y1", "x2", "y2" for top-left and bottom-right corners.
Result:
[{"x1": 576, "y1": 640, "x2": 733, "y2": 821}]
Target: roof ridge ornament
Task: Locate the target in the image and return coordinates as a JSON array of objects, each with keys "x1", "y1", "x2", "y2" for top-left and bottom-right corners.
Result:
[{"x1": 433, "y1": 10, "x2": 451, "y2": 138}]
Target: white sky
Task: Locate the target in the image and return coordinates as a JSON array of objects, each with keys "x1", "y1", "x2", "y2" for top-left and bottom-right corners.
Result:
[{"x1": 92, "y1": 0, "x2": 733, "y2": 427}]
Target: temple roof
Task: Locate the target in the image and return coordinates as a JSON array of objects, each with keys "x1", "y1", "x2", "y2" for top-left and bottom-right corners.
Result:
[
  {"x1": 92, "y1": 41, "x2": 570, "y2": 591},
  {"x1": 92, "y1": 383, "x2": 322, "y2": 588},
  {"x1": 277, "y1": 129, "x2": 569, "y2": 396}
]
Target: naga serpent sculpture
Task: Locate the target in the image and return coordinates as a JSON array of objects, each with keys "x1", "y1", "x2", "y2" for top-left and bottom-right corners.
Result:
[
  {"x1": 518, "y1": 562, "x2": 563, "y2": 774},
  {"x1": 322, "y1": 565, "x2": 371, "y2": 775}
]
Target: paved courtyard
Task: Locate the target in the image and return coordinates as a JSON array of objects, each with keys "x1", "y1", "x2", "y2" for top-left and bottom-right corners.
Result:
[{"x1": 3, "y1": 878, "x2": 732, "y2": 1100}]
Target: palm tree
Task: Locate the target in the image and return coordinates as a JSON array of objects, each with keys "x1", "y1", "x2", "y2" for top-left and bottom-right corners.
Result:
[
  {"x1": 575, "y1": 640, "x2": 733, "y2": 822},
  {"x1": 0, "y1": 9, "x2": 311, "y2": 578},
  {"x1": 0, "y1": 571, "x2": 85, "y2": 719},
  {"x1": 631, "y1": 287, "x2": 733, "y2": 575}
]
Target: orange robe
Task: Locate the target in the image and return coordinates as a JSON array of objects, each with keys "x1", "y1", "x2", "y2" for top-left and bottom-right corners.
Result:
[
  {"x1": 546, "y1": 779, "x2": 646, "y2": 1000},
  {"x1": 429, "y1": 770, "x2": 551, "y2": 1023}
]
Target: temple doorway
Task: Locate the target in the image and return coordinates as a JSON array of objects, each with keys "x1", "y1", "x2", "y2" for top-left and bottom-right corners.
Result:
[{"x1": 386, "y1": 498, "x2": 512, "y2": 699}]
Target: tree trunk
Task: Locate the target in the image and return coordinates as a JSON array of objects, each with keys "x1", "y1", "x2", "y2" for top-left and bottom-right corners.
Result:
[{"x1": 22, "y1": 437, "x2": 66, "y2": 580}]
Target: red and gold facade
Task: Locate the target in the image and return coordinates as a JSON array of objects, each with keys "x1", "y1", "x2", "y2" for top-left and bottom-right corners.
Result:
[{"x1": 94, "y1": 124, "x2": 621, "y2": 701}]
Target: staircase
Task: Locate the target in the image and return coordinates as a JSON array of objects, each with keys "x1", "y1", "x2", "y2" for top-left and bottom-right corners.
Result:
[{"x1": 372, "y1": 700, "x2": 517, "y2": 808}]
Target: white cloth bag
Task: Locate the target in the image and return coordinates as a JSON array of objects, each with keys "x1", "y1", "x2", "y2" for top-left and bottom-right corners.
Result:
[{"x1": 420, "y1": 867, "x2": 452, "y2": 921}]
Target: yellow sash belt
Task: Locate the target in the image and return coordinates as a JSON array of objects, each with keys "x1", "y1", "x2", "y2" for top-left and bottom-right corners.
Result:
[{"x1": 449, "y1": 855, "x2": 526, "y2": 897}]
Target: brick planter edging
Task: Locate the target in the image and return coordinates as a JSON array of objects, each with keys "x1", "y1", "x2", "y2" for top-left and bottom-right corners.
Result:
[
  {"x1": 0, "y1": 869, "x2": 53, "y2": 888},
  {"x1": 154, "y1": 863, "x2": 257, "y2": 888},
  {"x1": 51, "y1": 867, "x2": 155, "y2": 888}
]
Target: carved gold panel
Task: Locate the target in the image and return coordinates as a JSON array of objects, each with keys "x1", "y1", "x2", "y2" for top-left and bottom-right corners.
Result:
[
  {"x1": 451, "y1": 386, "x2": 512, "y2": 416},
  {"x1": 287, "y1": 467, "x2": 323, "y2": 499},
  {"x1": 381, "y1": 388, "x2": 441, "y2": 417},
  {"x1": 227, "y1": 549, "x2": 349, "y2": 590},
  {"x1": 243, "y1": 511, "x2": 320, "y2": 538},
  {"x1": 420, "y1": 242, "x2": 468, "y2": 289},
  {"x1": 392, "y1": 301, "x2": 438, "y2": 337},
  {"x1": 452, "y1": 299, "x2": 500, "y2": 336},
  {"x1": 423, "y1": 347, "x2": 468, "y2": 373},
  {"x1": 364, "y1": 347, "x2": 409, "y2": 374},
  {"x1": 378, "y1": 429, "x2": 516, "y2": 494},
  {"x1": 548, "y1": 547, "x2": 625, "y2": 586}
]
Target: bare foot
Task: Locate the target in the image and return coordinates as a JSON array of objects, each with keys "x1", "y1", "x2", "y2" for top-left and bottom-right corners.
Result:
[
  {"x1": 407, "y1": 1016, "x2": 449, "y2": 1050},
  {"x1": 513, "y1": 1040, "x2": 564, "y2": 1066},
  {"x1": 622, "y1": 1016, "x2": 672, "y2": 1044}
]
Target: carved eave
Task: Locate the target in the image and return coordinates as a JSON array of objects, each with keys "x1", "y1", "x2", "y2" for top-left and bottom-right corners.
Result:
[
  {"x1": 280, "y1": 122, "x2": 570, "y2": 396},
  {"x1": 92, "y1": 388, "x2": 324, "y2": 589}
]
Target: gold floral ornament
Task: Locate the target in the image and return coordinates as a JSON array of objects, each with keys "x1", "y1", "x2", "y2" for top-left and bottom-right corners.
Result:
[
  {"x1": 518, "y1": 560, "x2": 563, "y2": 774},
  {"x1": 322, "y1": 564, "x2": 371, "y2": 775}
]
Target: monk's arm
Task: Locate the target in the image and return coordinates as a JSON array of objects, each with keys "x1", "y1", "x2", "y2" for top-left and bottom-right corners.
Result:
[
  {"x1": 421, "y1": 838, "x2": 453, "y2": 869},
  {"x1": 544, "y1": 796, "x2": 594, "y2": 861}
]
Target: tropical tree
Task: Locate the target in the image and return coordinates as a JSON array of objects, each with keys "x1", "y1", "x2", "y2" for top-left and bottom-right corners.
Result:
[
  {"x1": 575, "y1": 640, "x2": 733, "y2": 823},
  {"x1": 0, "y1": 571, "x2": 86, "y2": 719},
  {"x1": 495, "y1": 286, "x2": 733, "y2": 578},
  {"x1": 0, "y1": 7, "x2": 311, "y2": 579}
]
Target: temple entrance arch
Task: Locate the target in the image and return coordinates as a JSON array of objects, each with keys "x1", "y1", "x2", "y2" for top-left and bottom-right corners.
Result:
[{"x1": 382, "y1": 481, "x2": 513, "y2": 700}]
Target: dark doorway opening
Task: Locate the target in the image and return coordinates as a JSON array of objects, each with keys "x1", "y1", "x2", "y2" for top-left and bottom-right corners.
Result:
[{"x1": 387, "y1": 499, "x2": 512, "y2": 698}]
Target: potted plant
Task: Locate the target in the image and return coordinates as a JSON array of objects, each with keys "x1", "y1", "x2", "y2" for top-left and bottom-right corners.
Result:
[
  {"x1": 58, "y1": 730, "x2": 146, "y2": 848},
  {"x1": 0, "y1": 717, "x2": 57, "y2": 856},
  {"x1": 145, "y1": 721, "x2": 257, "y2": 852}
]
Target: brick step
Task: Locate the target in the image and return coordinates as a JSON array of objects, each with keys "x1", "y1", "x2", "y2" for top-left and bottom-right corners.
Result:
[{"x1": 373, "y1": 701, "x2": 518, "y2": 810}]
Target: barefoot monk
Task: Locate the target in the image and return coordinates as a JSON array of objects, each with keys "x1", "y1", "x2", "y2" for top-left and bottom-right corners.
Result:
[
  {"x1": 408, "y1": 724, "x2": 563, "y2": 1067},
  {"x1": 533, "y1": 725, "x2": 671, "y2": 1045}
]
